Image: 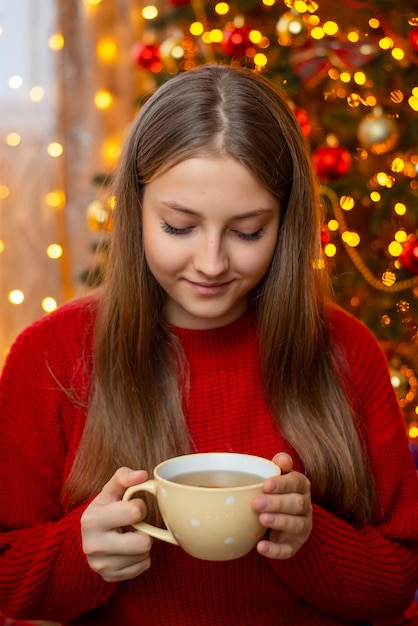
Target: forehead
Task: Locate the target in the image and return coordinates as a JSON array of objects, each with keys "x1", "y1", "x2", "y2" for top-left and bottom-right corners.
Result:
[{"x1": 143, "y1": 155, "x2": 279, "y2": 215}]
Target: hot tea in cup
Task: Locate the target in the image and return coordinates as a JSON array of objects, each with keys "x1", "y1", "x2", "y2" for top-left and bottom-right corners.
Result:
[{"x1": 122, "y1": 452, "x2": 280, "y2": 561}]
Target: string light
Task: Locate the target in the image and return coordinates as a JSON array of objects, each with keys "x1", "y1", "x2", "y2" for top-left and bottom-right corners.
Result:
[
  {"x1": 48, "y1": 33, "x2": 64, "y2": 50},
  {"x1": 47, "y1": 142, "x2": 63, "y2": 157},
  {"x1": 95, "y1": 90, "x2": 114, "y2": 109},
  {"x1": 8, "y1": 290, "x2": 24, "y2": 305},
  {"x1": 8, "y1": 75, "x2": 23, "y2": 89},
  {"x1": 142, "y1": 6, "x2": 158, "y2": 20},
  {"x1": 1, "y1": 0, "x2": 418, "y2": 435},
  {"x1": 29, "y1": 86, "x2": 45, "y2": 102},
  {"x1": 5, "y1": 133, "x2": 21, "y2": 146},
  {"x1": 42, "y1": 297, "x2": 58, "y2": 313},
  {"x1": 215, "y1": 3, "x2": 230, "y2": 15},
  {"x1": 45, "y1": 190, "x2": 65, "y2": 208},
  {"x1": 47, "y1": 244, "x2": 63, "y2": 259},
  {"x1": 97, "y1": 38, "x2": 118, "y2": 62}
]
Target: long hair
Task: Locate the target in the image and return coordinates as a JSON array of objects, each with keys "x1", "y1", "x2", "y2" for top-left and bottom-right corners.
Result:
[{"x1": 64, "y1": 65, "x2": 375, "y2": 524}]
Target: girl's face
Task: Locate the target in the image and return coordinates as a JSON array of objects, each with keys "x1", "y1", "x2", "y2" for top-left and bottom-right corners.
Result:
[{"x1": 142, "y1": 155, "x2": 280, "y2": 329}]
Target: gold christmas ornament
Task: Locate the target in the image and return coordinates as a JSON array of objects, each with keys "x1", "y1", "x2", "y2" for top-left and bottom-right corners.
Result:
[
  {"x1": 357, "y1": 106, "x2": 399, "y2": 155},
  {"x1": 86, "y1": 200, "x2": 112, "y2": 232}
]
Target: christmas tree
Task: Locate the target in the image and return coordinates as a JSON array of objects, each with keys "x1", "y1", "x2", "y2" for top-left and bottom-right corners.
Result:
[{"x1": 85, "y1": 0, "x2": 418, "y2": 439}]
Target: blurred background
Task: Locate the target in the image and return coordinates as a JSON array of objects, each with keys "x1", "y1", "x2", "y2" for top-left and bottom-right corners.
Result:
[{"x1": 1, "y1": 0, "x2": 418, "y2": 450}]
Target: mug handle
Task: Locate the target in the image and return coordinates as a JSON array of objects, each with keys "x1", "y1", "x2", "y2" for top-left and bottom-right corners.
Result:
[{"x1": 122, "y1": 481, "x2": 180, "y2": 546}]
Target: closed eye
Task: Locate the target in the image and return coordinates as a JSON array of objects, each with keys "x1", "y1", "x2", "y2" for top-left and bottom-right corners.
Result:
[
  {"x1": 161, "y1": 220, "x2": 266, "y2": 241},
  {"x1": 235, "y1": 228, "x2": 266, "y2": 241},
  {"x1": 161, "y1": 220, "x2": 193, "y2": 236}
]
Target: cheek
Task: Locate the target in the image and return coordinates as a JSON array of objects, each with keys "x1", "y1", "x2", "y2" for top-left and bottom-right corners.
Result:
[
  {"x1": 144, "y1": 233, "x2": 186, "y2": 278},
  {"x1": 237, "y1": 242, "x2": 276, "y2": 279}
]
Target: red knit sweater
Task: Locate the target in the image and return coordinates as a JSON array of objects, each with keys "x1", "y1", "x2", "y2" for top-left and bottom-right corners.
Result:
[{"x1": 0, "y1": 296, "x2": 417, "y2": 625}]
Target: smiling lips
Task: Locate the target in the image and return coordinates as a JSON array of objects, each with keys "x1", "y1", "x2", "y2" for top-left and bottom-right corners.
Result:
[{"x1": 186, "y1": 279, "x2": 233, "y2": 296}]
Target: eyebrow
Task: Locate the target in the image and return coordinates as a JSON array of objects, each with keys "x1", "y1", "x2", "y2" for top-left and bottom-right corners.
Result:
[{"x1": 161, "y1": 201, "x2": 274, "y2": 220}]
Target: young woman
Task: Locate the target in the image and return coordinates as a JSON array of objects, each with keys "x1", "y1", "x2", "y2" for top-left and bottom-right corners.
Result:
[{"x1": 0, "y1": 64, "x2": 417, "y2": 626}]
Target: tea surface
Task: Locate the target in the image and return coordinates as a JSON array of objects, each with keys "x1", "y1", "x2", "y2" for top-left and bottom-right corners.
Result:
[{"x1": 169, "y1": 469, "x2": 263, "y2": 488}]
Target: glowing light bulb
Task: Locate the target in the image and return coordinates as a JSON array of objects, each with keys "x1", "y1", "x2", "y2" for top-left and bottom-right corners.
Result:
[
  {"x1": 323, "y1": 21, "x2": 338, "y2": 36},
  {"x1": 47, "y1": 244, "x2": 63, "y2": 259},
  {"x1": 388, "y1": 241, "x2": 403, "y2": 257},
  {"x1": 47, "y1": 142, "x2": 63, "y2": 157},
  {"x1": 5, "y1": 133, "x2": 20, "y2": 147},
  {"x1": 95, "y1": 90, "x2": 113, "y2": 109},
  {"x1": 142, "y1": 5, "x2": 158, "y2": 20},
  {"x1": 97, "y1": 38, "x2": 117, "y2": 62},
  {"x1": 8, "y1": 75, "x2": 23, "y2": 89},
  {"x1": 49, "y1": 33, "x2": 64, "y2": 51},
  {"x1": 392, "y1": 48, "x2": 405, "y2": 61},
  {"x1": 395, "y1": 230, "x2": 407, "y2": 243},
  {"x1": 394, "y1": 202, "x2": 406, "y2": 215},
  {"x1": 215, "y1": 2, "x2": 230, "y2": 14},
  {"x1": 324, "y1": 243, "x2": 336, "y2": 257},
  {"x1": 342, "y1": 231, "x2": 360, "y2": 247},
  {"x1": 340, "y1": 196, "x2": 355, "y2": 211},
  {"x1": 29, "y1": 86, "x2": 45, "y2": 102},
  {"x1": 190, "y1": 22, "x2": 204, "y2": 36},
  {"x1": 254, "y1": 53, "x2": 267, "y2": 67},
  {"x1": 42, "y1": 297, "x2": 58, "y2": 313},
  {"x1": 311, "y1": 27, "x2": 324, "y2": 40},
  {"x1": 103, "y1": 139, "x2": 121, "y2": 164},
  {"x1": 45, "y1": 190, "x2": 65, "y2": 208},
  {"x1": 9, "y1": 290, "x2": 24, "y2": 305}
]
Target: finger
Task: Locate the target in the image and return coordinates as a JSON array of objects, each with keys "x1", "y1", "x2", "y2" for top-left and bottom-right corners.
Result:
[
  {"x1": 88, "y1": 535, "x2": 153, "y2": 582},
  {"x1": 98, "y1": 553, "x2": 152, "y2": 582},
  {"x1": 254, "y1": 490, "x2": 311, "y2": 520},
  {"x1": 258, "y1": 509, "x2": 312, "y2": 536},
  {"x1": 97, "y1": 467, "x2": 149, "y2": 505},
  {"x1": 82, "y1": 496, "x2": 148, "y2": 535},
  {"x1": 272, "y1": 452, "x2": 293, "y2": 474},
  {"x1": 107, "y1": 527, "x2": 154, "y2": 557},
  {"x1": 256, "y1": 537, "x2": 298, "y2": 560},
  {"x1": 83, "y1": 513, "x2": 153, "y2": 562},
  {"x1": 262, "y1": 471, "x2": 311, "y2": 496}
]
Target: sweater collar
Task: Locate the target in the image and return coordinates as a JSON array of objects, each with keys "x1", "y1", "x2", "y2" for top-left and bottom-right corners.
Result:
[{"x1": 170, "y1": 309, "x2": 257, "y2": 368}]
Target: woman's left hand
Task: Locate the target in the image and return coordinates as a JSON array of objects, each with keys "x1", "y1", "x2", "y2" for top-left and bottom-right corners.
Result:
[{"x1": 252, "y1": 452, "x2": 312, "y2": 560}]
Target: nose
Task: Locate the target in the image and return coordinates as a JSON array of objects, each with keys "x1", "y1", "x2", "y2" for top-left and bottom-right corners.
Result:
[{"x1": 193, "y1": 235, "x2": 229, "y2": 277}]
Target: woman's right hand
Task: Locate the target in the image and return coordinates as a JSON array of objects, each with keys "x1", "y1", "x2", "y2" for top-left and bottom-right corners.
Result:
[{"x1": 81, "y1": 467, "x2": 153, "y2": 582}]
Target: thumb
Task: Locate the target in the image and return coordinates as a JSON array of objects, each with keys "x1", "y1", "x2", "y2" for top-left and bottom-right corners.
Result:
[
  {"x1": 99, "y1": 467, "x2": 149, "y2": 504},
  {"x1": 272, "y1": 452, "x2": 293, "y2": 474}
]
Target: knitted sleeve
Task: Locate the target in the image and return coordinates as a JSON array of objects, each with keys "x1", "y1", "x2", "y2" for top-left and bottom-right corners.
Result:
[
  {"x1": 0, "y1": 300, "x2": 117, "y2": 622},
  {"x1": 269, "y1": 309, "x2": 418, "y2": 622}
]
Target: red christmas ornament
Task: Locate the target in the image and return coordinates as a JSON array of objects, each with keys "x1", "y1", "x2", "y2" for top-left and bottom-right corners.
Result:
[
  {"x1": 400, "y1": 240, "x2": 418, "y2": 275},
  {"x1": 409, "y1": 29, "x2": 418, "y2": 53},
  {"x1": 221, "y1": 27, "x2": 252, "y2": 58},
  {"x1": 131, "y1": 43, "x2": 162, "y2": 72},
  {"x1": 312, "y1": 145, "x2": 352, "y2": 181},
  {"x1": 320, "y1": 224, "x2": 330, "y2": 245},
  {"x1": 293, "y1": 106, "x2": 312, "y2": 138}
]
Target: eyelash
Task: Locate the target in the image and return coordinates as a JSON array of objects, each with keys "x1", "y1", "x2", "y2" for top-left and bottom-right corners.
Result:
[
  {"x1": 160, "y1": 221, "x2": 266, "y2": 241},
  {"x1": 237, "y1": 228, "x2": 266, "y2": 241},
  {"x1": 161, "y1": 221, "x2": 192, "y2": 236}
]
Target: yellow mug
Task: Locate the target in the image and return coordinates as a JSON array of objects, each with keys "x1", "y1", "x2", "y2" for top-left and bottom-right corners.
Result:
[{"x1": 123, "y1": 452, "x2": 280, "y2": 561}]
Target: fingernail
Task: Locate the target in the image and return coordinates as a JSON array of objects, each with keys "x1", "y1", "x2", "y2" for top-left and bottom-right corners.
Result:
[
  {"x1": 128, "y1": 470, "x2": 143, "y2": 478},
  {"x1": 261, "y1": 513, "x2": 275, "y2": 524},
  {"x1": 254, "y1": 496, "x2": 268, "y2": 510}
]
